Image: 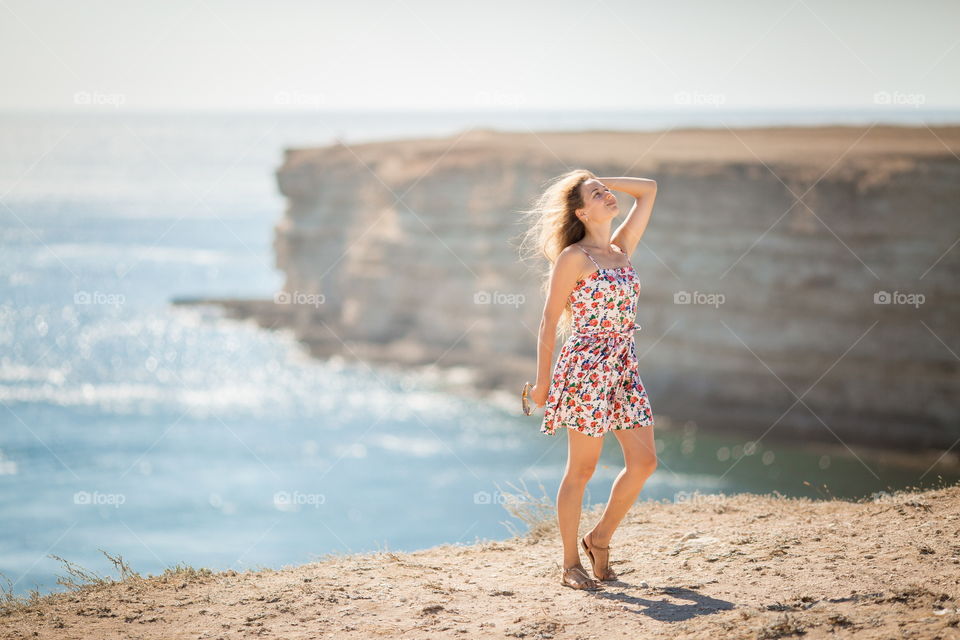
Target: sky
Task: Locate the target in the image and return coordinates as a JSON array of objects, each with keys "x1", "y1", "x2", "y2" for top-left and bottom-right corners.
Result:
[{"x1": 0, "y1": 0, "x2": 958, "y2": 112}]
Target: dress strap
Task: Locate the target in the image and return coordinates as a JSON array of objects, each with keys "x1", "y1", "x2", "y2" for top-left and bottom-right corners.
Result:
[{"x1": 577, "y1": 245, "x2": 602, "y2": 269}]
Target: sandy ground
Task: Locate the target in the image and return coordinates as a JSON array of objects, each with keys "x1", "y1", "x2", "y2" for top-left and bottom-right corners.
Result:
[{"x1": 3, "y1": 481, "x2": 960, "y2": 640}]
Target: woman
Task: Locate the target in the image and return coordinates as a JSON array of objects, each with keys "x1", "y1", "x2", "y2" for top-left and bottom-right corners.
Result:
[{"x1": 520, "y1": 169, "x2": 659, "y2": 590}]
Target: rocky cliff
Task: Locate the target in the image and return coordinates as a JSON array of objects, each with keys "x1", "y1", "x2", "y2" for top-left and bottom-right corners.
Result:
[{"x1": 205, "y1": 125, "x2": 960, "y2": 451}]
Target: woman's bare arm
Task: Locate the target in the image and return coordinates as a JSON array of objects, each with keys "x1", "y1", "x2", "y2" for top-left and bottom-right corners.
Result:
[
  {"x1": 599, "y1": 176, "x2": 658, "y2": 256},
  {"x1": 532, "y1": 246, "x2": 588, "y2": 404}
]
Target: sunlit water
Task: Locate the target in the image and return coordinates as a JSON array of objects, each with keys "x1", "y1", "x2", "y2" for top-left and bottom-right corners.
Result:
[{"x1": 1, "y1": 110, "x2": 957, "y2": 596}]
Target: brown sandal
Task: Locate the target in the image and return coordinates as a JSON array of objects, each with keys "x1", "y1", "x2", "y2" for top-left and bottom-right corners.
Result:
[
  {"x1": 581, "y1": 533, "x2": 618, "y2": 581},
  {"x1": 560, "y1": 565, "x2": 603, "y2": 590}
]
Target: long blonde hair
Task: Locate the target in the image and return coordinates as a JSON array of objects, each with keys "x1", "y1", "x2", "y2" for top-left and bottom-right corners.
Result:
[{"x1": 516, "y1": 168, "x2": 596, "y2": 339}]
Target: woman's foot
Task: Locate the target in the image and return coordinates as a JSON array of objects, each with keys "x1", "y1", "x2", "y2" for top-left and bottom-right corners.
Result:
[
  {"x1": 560, "y1": 564, "x2": 603, "y2": 590},
  {"x1": 581, "y1": 531, "x2": 617, "y2": 581}
]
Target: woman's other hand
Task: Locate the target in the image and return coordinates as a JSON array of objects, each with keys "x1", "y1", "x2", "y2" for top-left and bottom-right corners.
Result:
[{"x1": 530, "y1": 382, "x2": 549, "y2": 409}]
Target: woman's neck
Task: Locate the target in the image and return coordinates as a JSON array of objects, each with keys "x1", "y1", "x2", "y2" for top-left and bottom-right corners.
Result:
[{"x1": 579, "y1": 238, "x2": 613, "y2": 255}]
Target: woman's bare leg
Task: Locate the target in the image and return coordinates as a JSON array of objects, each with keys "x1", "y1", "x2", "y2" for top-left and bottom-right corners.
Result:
[
  {"x1": 588, "y1": 425, "x2": 657, "y2": 547},
  {"x1": 557, "y1": 428, "x2": 605, "y2": 569}
]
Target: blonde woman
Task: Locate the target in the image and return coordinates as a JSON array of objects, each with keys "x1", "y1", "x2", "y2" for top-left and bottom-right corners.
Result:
[{"x1": 520, "y1": 170, "x2": 659, "y2": 590}]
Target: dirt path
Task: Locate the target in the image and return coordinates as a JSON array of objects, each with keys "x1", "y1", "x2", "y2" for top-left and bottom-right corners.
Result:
[{"x1": 3, "y1": 483, "x2": 959, "y2": 639}]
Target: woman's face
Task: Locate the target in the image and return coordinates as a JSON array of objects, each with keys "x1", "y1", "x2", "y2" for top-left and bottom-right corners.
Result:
[{"x1": 579, "y1": 179, "x2": 618, "y2": 220}]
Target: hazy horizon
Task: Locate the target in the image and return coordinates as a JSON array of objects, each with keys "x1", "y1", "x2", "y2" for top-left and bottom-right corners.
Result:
[{"x1": 1, "y1": 0, "x2": 958, "y2": 112}]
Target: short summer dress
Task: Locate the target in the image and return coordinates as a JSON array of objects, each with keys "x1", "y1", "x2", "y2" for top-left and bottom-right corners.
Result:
[{"x1": 540, "y1": 244, "x2": 655, "y2": 437}]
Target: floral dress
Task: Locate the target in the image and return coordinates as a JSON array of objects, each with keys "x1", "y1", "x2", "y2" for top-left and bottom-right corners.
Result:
[{"x1": 541, "y1": 243, "x2": 655, "y2": 437}]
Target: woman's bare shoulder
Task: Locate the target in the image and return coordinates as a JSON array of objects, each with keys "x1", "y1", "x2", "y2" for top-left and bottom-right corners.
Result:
[{"x1": 555, "y1": 243, "x2": 592, "y2": 280}]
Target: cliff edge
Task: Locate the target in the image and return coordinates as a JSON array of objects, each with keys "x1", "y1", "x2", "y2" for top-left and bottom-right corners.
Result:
[
  {"x1": 189, "y1": 125, "x2": 960, "y2": 451},
  {"x1": 4, "y1": 481, "x2": 960, "y2": 639}
]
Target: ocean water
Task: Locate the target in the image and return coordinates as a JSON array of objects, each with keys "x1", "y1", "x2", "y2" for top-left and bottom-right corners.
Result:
[{"x1": 2, "y1": 109, "x2": 958, "y2": 597}]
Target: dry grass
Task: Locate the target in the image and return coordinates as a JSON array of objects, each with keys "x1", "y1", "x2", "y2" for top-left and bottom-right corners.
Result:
[
  {"x1": 5, "y1": 479, "x2": 960, "y2": 639},
  {"x1": 0, "y1": 549, "x2": 217, "y2": 618}
]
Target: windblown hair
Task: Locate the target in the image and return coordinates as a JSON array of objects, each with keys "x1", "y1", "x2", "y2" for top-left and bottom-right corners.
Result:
[{"x1": 516, "y1": 168, "x2": 596, "y2": 339}]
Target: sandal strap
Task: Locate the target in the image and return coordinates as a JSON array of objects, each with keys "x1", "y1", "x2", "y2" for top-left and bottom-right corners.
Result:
[
  {"x1": 564, "y1": 566, "x2": 595, "y2": 584},
  {"x1": 584, "y1": 534, "x2": 610, "y2": 550},
  {"x1": 564, "y1": 566, "x2": 589, "y2": 577},
  {"x1": 582, "y1": 537, "x2": 615, "y2": 579}
]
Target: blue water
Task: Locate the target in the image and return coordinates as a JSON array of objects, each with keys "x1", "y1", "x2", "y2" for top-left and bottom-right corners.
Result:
[{"x1": 2, "y1": 109, "x2": 958, "y2": 597}]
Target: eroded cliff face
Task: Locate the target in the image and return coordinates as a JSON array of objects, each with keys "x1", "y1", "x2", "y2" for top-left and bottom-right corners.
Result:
[{"x1": 267, "y1": 126, "x2": 960, "y2": 451}]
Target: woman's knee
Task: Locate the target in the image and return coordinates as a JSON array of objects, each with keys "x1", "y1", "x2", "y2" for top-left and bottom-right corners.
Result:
[
  {"x1": 562, "y1": 464, "x2": 597, "y2": 484},
  {"x1": 625, "y1": 455, "x2": 657, "y2": 476}
]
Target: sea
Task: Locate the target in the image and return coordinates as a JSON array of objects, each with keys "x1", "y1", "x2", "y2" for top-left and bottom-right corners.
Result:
[{"x1": 2, "y1": 107, "x2": 958, "y2": 596}]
